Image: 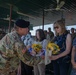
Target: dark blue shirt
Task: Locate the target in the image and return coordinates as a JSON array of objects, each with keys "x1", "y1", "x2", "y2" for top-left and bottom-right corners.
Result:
[{"x1": 54, "y1": 33, "x2": 67, "y2": 54}]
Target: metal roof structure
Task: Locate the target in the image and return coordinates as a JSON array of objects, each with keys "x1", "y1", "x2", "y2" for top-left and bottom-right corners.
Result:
[{"x1": 0, "y1": 0, "x2": 76, "y2": 30}]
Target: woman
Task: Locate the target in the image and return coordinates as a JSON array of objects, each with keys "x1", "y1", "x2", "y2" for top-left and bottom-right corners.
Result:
[
  {"x1": 50, "y1": 19, "x2": 72, "y2": 75},
  {"x1": 70, "y1": 38, "x2": 76, "y2": 75},
  {"x1": 33, "y1": 29, "x2": 48, "y2": 75}
]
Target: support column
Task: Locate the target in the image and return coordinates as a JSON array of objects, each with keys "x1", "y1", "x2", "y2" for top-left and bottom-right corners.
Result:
[
  {"x1": 9, "y1": 4, "x2": 12, "y2": 32},
  {"x1": 42, "y1": 9, "x2": 44, "y2": 30}
]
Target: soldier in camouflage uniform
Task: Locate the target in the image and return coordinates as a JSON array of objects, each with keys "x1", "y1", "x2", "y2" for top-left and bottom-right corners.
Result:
[{"x1": 0, "y1": 19, "x2": 41, "y2": 75}]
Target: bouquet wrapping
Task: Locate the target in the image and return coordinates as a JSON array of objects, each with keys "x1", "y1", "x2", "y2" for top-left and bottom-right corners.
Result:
[
  {"x1": 28, "y1": 44, "x2": 45, "y2": 56},
  {"x1": 45, "y1": 42, "x2": 60, "y2": 65}
]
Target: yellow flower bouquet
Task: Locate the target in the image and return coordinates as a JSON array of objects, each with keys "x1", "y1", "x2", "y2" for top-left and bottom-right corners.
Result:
[
  {"x1": 45, "y1": 42, "x2": 60, "y2": 65},
  {"x1": 46, "y1": 42, "x2": 60, "y2": 54},
  {"x1": 28, "y1": 43, "x2": 45, "y2": 56},
  {"x1": 32, "y1": 44, "x2": 42, "y2": 53}
]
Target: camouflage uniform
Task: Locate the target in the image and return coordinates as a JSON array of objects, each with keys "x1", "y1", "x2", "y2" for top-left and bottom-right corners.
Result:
[
  {"x1": 48, "y1": 31, "x2": 54, "y2": 41},
  {"x1": 0, "y1": 31, "x2": 41, "y2": 75}
]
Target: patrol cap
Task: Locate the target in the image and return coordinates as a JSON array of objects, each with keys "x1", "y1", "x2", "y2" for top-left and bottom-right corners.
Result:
[{"x1": 15, "y1": 19, "x2": 30, "y2": 28}]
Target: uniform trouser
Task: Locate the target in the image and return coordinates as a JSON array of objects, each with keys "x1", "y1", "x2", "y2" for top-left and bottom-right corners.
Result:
[
  {"x1": 21, "y1": 61, "x2": 33, "y2": 75},
  {"x1": 52, "y1": 60, "x2": 70, "y2": 75},
  {"x1": 34, "y1": 63, "x2": 45, "y2": 75}
]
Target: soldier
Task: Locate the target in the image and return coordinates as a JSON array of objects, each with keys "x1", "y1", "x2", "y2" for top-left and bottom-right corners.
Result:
[
  {"x1": 0, "y1": 19, "x2": 41, "y2": 75},
  {"x1": 47, "y1": 27, "x2": 54, "y2": 41}
]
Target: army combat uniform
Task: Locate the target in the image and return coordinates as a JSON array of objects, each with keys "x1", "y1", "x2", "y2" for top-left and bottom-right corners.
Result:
[{"x1": 0, "y1": 31, "x2": 41, "y2": 75}]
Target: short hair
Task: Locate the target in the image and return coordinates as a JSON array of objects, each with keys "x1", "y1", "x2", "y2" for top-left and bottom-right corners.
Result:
[
  {"x1": 71, "y1": 28, "x2": 74, "y2": 30},
  {"x1": 48, "y1": 27, "x2": 51, "y2": 31}
]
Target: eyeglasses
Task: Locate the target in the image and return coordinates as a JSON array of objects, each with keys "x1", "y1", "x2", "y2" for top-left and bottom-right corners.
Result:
[{"x1": 54, "y1": 26, "x2": 59, "y2": 29}]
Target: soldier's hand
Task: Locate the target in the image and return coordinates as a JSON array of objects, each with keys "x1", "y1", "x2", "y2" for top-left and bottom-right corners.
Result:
[
  {"x1": 22, "y1": 48, "x2": 27, "y2": 54},
  {"x1": 30, "y1": 50, "x2": 36, "y2": 56}
]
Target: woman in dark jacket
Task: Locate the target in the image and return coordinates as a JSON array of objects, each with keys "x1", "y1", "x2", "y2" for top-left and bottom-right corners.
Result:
[{"x1": 50, "y1": 19, "x2": 72, "y2": 75}]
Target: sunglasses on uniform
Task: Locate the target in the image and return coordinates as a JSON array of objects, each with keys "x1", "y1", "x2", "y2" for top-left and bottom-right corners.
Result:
[{"x1": 54, "y1": 26, "x2": 59, "y2": 29}]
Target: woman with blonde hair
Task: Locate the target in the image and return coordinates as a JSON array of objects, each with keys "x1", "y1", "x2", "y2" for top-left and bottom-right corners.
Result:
[{"x1": 50, "y1": 19, "x2": 72, "y2": 75}]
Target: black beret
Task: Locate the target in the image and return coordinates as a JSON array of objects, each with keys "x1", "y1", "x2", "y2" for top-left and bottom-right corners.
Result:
[{"x1": 15, "y1": 19, "x2": 30, "y2": 28}]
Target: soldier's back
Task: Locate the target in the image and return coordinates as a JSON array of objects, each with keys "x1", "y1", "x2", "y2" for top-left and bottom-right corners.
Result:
[{"x1": 0, "y1": 31, "x2": 20, "y2": 75}]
